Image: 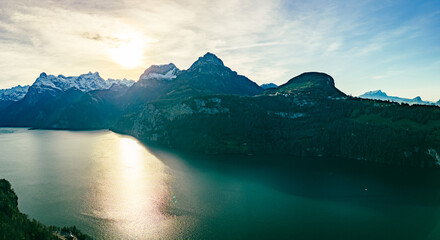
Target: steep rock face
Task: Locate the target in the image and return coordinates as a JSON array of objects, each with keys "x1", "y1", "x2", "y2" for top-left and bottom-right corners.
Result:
[
  {"x1": 116, "y1": 96, "x2": 232, "y2": 143},
  {"x1": 114, "y1": 71, "x2": 440, "y2": 168},
  {"x1": 114, "y1": 92, "x2": 440, "y2": 168},
  {"x1": 272, "y1": 72, "x2": 346, "y2": 98}
]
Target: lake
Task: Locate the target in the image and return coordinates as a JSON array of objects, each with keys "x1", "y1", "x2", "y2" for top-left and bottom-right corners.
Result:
[{"x1": 1, "y1": 128, "x2": 440, "y2": 239}]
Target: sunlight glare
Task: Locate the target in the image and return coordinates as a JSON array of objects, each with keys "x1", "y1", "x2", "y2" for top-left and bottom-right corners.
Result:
[{"x1": 109, "y1": 37, "x2": 145, "y2": 69}]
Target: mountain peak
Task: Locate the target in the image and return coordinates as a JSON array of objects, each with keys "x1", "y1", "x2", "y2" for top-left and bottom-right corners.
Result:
[
  {"x1": 362, "y1": 90, "x2": 388, "y2": 97},
  {"x1": 274, "y1": 72, "x2": 345, "y2": 98},
  {"x1": 139, "y1": 63, "x2": 179, "y2": 81},
  {"x1": 39, "y1": 72, "x2": 47, "y2": 78},
  {"x1": 283, "y1": 72, "x2": 335, "y2": 87},
  {"x1": 83, "y1": 72, "x2": 101, "y2": 78},
  {"x1": 412, "y1": 96, "x2": 422, "y2": 101},
  {"x1": 189, "y1": 52, "x2": 224, "y2": 70}
]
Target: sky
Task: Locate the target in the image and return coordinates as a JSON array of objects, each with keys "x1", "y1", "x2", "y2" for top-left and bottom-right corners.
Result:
[{"x1": 0, "y1": 0, "x2": 439, "y2": 100}]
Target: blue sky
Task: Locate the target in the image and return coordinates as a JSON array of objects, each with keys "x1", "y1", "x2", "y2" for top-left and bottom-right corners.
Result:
[{"x1": 0, "y1": 0, "x2": 439, "y2": 100}]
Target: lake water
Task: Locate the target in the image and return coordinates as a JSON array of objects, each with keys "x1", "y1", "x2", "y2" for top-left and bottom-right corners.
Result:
[{"x1": 1, "y1": 128, "x2": 440, "y2": 239}]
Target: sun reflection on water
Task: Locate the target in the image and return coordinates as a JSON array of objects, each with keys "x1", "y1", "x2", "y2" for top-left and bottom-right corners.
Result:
[{"x1": 85, "y1": 134, "x2": 176, "y2": 239}]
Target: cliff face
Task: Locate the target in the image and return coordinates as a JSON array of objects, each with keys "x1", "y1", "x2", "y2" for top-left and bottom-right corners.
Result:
[
  {"x1": 113, "y1": 71, "x2": 440, "y2": 168},
  {"x1": 113, "y1": 92, "x2": 440, "y2": 168}
]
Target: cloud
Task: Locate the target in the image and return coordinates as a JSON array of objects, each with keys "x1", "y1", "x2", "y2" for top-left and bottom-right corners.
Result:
[{"x1": 0, "y1": 0, "x2": 439, "y2": 100}]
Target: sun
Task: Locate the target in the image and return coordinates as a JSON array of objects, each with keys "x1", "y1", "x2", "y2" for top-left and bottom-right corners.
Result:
[{"x1": 109, "y1": 38, "x2": 145, "y2": 69}]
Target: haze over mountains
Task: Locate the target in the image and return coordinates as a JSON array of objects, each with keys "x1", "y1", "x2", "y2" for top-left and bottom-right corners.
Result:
[
  {"x1": 360, "y1": 90, "x2": 440, "y2": 106},
  {"x1": 1, "y1": 52, "x2": 440, "y2": 168}
]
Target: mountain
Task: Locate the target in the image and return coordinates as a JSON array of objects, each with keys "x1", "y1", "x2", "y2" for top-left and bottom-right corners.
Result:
[
  {"x1": 40, "y1": 84, "x2": 133, "y2": 129},
  {"x1": 0, "y1": 85, "x2": 30, "y2": 101},
  {"x1": 117, "y1": 53, "x2": 263, "y2": 112},
  {"x1": 0, "y1": 85, "x2": 30, "y2": 110},
  {"x1": 2, "y1": 53, "x2": 440, "y2": 168},
  {"x1": 260, "y1": 83, "x2": 277, "y2": 89},
  {"x1": 2, "y1": 52, "x2": 264, "y2": 129},
  {"x1": 29, "y1": 72, "x2": 133, "y2": 95},
  {"x1": 120, "y1": 63, "x2": 182, "y2": 108},
  {"x1": 359, "y1": 90, "x2": 437, "y2": 106},
  {"x1": 113, "y1": 72, "x2": 440, "y2": 168},
  {"x1": 271, "y1": 72, "x2": 346, "y2": 98},
  {"x1": 107, "y1": 78, "x2": 135, "y2": 87},
  {"x1": 126, "y1": 53, "x2": 262, "y2": 102},
  {"x1": 0, "y1": 72, "x2": 134, "y2": 126},
  {"x1": 139, "y1": 63, "x2": 180, "y2": 83},
  {"x1": 163, "y1": 52, "x2": 263, "y2": 98}
]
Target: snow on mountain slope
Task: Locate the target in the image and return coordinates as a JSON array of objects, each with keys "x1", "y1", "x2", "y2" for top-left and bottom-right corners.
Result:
[
  {"x1": 107, "y1": 78, "x2": 135, "y2": 88},
  {"x1": 139, "y1": 63, "x2": 180, "y2": 81},
  {"x1": 359, "y1": 90, "x2": 438, "y2": 106},
  {"x1": 0, "y1": 85, "x2": 30, "y2": 101},
  {"x1": 31, "y1": 72, "x2": 134, "y2": 95}
]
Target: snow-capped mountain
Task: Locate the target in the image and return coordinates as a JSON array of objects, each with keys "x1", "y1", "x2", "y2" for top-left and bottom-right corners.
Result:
[
  {"x1": 0, "y1": 85, "x2": 30, "y2": 101},
  {"x1": 31, "y1": 72, "x2": 134, "y2": 96},
  {"x1": 260, "y1": 83, "x2": 278, "y2": 89},
  {"x1": 139, "y1": 63, "x2": 180, "y2": 81},
  {"x1": 0, "y1": 72, "x2": 135, "y2": 126},
  {"x1": 359, "y1": 90, "x2": 438, "y2": 106},
  {"x1": 107, "y1": 78, "x2": 135, "y2": 88}
]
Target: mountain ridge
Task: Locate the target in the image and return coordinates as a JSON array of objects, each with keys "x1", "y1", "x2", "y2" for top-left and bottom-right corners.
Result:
[
  {"x1": 1, "y1": 52, "x2": 440, "y2": 168},
  {"x1": 360, "y1": 90, "x2": 438, "y2": 106}
]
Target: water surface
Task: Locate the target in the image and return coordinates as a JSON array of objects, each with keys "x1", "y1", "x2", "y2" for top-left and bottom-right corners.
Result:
[{"x1": 1, "y1": 128, "x2": 440, "y2": 239}]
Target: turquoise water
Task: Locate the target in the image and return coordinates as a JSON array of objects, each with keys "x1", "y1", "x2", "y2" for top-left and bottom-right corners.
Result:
[{"x1": 1, "y1": 128, "x2": 440, "y2": 239}]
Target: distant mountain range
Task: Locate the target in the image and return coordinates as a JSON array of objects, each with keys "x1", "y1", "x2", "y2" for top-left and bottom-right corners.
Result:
[
  {"x1": 0, "y1": 85, "x2": 30, "y2": 101},
  {"x1": 0, "y1": 85, "x2": 30, "y2": 110},
  {"x1": 359, "y1": 90, "x2": 439, "y2": 106},
  {"x1": 0, "y1": 72, "x2": 133, "y2": 111},
  {"x1": 1, "y1": 52, "x2": 440, "y2": 168}
]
